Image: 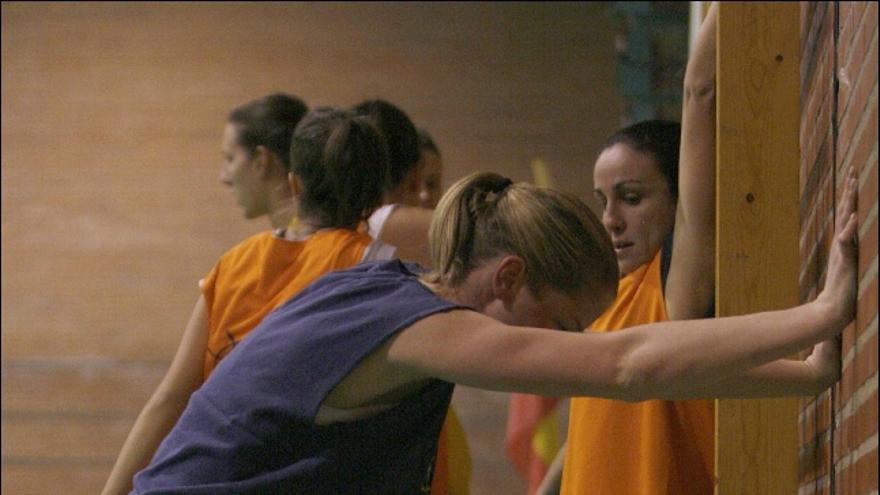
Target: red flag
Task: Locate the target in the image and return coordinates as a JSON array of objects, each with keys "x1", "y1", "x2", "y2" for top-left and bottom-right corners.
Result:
[{"x1": 505, "y1": 393, "x2": 561, "y2": 495}]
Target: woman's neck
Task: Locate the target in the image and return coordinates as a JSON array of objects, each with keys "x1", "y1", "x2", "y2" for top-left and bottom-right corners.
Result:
[
  {"x1": 281, "y1": 216, "x2": 320, "y2": 241},
  {"x1": 421, "y1": 267, "x2": 494, "y2": 310},
  {"x1": 265, "y1": 183, "x2": 296, "y2": 229}
]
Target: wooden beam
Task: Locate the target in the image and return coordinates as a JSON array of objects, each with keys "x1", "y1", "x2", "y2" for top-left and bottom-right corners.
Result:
[{"x1": 715, "y1": 2, "x2": 801, "y2": 494}]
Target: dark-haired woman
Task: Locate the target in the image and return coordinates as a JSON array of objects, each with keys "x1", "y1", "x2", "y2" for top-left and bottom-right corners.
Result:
[
  {"x1": 102, "y1": 105, "x2": 395, "y2": 495},
  {"x1": 219, "y1": 93, "x2": 307, "y2": 229},
  {"x1": 417, "y1": 127, "x2": 444, "y2": 210},
  {"x1": 354, "y1": 99, "x2": 435, "y2": 267},
  {"x1": 551, "y1": 5, "x2": 839, "y2": 494},
  {"x1": 555, "y1": 7, "x2": 719, "y2": 493},
  {"x1": 354, "y1": 100, "x2": 470, "y2": 495}
]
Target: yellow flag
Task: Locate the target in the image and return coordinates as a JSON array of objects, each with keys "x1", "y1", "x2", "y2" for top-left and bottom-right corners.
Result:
[{"x1": 530, "y1": 158, "x2": 553, "y2": 188}]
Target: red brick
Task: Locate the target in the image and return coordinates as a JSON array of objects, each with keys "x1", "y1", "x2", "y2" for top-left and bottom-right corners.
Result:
[
  {"x1": 867, "y1": 3, "x2": 879, "y2": 37},
  {"x1": 858, "y1": 206, "x2": 878, "y2": 280},
  {"x1": 855, "y1": 447, "x2": 878, "y2": 495},
  {"x1": 817, "y1": 391, "x2": 832, "y2": 431},
  {"x1": 805, "y1": 52, "x2": 832, "y2": 126},
  {"x1": 855, "y1": 329, "x2": 878, "y2": 382},
  {"x1": 801, "y1": 3, "x2": 832, "y2": 102},
  {"x1": 834, "y1": 385, "x2": 878, "y2": 458},
  {"x1": 844, "y1": 1, "x2": 870, "y2": 69},
  {"x1": 800, "y1": 441, "x2": 819, "y2": 482},
  {"x1": 837, "y1": 64, "x2": 877, "y2": 166},
  {"x1": 854, "y1": 1, "x2": 867, "y2": 25},
  {"x1": 859, "y1": 157, "x2": 879, "y2": 227},
  {"x1": 805, "y1": 402, "x2": 817, "y2": 440},
  {"x1": 861, "y1": 152, "x2": 879, "y2": 199},
  {"x1": 841, "y1": 453, "x2": 857, "y2": 493},
  {"x1": 841, "y1": 93, "x2": 878, "y2": 182},
  {"x1": 841, "y1": 322, "x2": 858, "y2": 403},
  {"x1": 840, "y1": 9, "x2": 878, "y2": 116},
  {"x1": 857, "y1": 276, "x2": 878, "y2": 328},
  {"x1": 859, "y1": 219, "x2": 877, "y2": 280},
  {"x1": 859, "y1": 4, "x2": 877, "y2": 30},
  {"x1": 835, "y1": 397, "x2": 850, "y2": 459},
  {"x1": 802, "y1": 130, "x2": 833, "y2": 210},
  {"x1": 854, "y1": 388, "x2": 878, "y2": 446},
  {"x1": 799, "y1": 4, "x2": 879, "y2": 492},
  {"x1": 800, "y1": 214, "x2": 816, "y2": 256},
  {"x1": 800, "y1": 236, "x2": 820, "y2": 301},
  {"x1": 800, "y1": 419, "x2": 832, "y2": 483},
  {"x1": 839, "y1": 2, "x2": 854, "y2": 63},
  {"x1": 837, "y1": 62, "x2": 853, "y2": 116},
  {"x1": 802, "y1": 1, "x2": 812, "y2": 42},
  {"x1": 840, "y1": 1, "x2": 853, "y2": 33}
]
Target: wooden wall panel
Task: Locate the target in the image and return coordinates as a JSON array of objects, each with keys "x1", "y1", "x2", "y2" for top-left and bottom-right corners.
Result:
[{"x1": 715, "y1": 2, "x2": 801, "y2": 494}]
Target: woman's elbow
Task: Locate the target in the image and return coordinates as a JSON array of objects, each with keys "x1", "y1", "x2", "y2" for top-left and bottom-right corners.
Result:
[
  {"x1": 684, "y1": 80, "x2": 716, "y2": 103},
  {"x1": 612, "y1": 353, "x2": 656, "y2": 402}
]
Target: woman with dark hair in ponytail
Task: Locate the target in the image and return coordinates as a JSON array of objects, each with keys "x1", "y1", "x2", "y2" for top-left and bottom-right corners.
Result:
[
  {"x1": 103, "y1": 107, "x2": 396, "y2": 495},
  {"x1": 353, "y1": 98, "x2": 470, "y2": 495},
  {"x1": 132, "y1": 163, "x2": 857, "y2": 494}
]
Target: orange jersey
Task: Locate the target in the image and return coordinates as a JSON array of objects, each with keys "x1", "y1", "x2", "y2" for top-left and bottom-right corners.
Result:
[
  {"x1": 561, "y1": 251, "x2": 715, "y2": 495},
  {"x1": 200, "y1": 228, "x2": 374, "y2": 378}
]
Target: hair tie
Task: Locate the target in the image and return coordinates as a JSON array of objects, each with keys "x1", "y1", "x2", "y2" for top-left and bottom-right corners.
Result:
[
  {"x1": 466, "y1": 176, "x2": 513, "y2": 216},
  {"x1": 483, "y1": 177, "x2": 512, "y2": 204},
  {"x1": 495, "y1": 177, "x2": 513, "y2": 192}
]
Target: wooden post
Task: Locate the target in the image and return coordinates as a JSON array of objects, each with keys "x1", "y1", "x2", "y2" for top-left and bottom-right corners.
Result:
[{"x1": 715, "y1": 2, "x2": 801, "y2": 494}]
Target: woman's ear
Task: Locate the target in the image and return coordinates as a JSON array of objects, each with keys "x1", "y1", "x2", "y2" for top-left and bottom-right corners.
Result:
[
  {"x1": 403, "y1": 160, "x2": 424, "y2": 197},
  {"x1": 288, "y1": 172, "x2": 304, "y2": 196},
  {"x1": 491, "y1": 255, "x2": 526, "y2": 302},
  {"x1": 252, "y1": 145, "x2": 275, "y2": 179}
]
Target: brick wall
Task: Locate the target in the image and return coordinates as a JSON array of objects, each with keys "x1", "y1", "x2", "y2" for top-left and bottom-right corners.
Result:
[
  {"x1": 799, "y1": 2, "x2": 878, "y2": 494},
  {"x1": 0, "y1": 3, "x2": 622, "y2": 494}
]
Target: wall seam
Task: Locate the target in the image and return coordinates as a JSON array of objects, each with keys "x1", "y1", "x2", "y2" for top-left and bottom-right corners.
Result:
[{"x1": 830, "y1": 2, "x2": 840, "y2": 494}]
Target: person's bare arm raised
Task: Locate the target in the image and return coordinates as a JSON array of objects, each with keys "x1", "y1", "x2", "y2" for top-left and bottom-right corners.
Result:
[
  {"x1": 665, "y1": 1, "x2": 717, "y2": 320},
  {"x1": 385, "y1": 169, "x2": 857, "y2": 401}
]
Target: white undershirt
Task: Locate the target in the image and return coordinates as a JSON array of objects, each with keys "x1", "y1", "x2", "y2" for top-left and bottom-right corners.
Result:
[{"x1": 366, "y1": 204, "x2": 398, "y2": 238}]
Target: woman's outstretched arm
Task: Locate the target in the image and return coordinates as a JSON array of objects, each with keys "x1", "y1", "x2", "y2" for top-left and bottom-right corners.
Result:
[
  {"x1": 387, "y1": 169, "x2": 857, "y2": 401},
  {"x1": 377, "y1": 205, "x2": 434, "y2": 267},
  {"x1": 665, "y1": 1, "x2": 717, "y2": 320},
  {"x1": 101, "y1": 295, "x2": 209, "y2": 495}
]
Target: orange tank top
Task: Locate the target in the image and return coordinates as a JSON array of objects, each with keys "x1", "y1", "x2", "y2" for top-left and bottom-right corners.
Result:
[
  {"x1": 561, "y1": 251, "x2": 715, "y2": 495},
  {"x1": 199, "y1": 228, "x2": 373, "y2": 378}
]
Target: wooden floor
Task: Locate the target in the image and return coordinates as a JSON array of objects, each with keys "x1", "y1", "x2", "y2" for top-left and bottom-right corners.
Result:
[
  {"x1": 1, "y1": 360, "x2": 532, "y2": 494},
  {"x1": 452, "y1": 388, "x2": 570, "y2": 495},
  {"x1": 451, "y1": 387, "x2": 527, "y2": 494}
]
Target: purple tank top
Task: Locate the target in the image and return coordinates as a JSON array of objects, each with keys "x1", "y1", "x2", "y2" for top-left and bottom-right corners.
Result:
[{"x1": 133, "y1": 260, "x2": 468, "y2": 494}]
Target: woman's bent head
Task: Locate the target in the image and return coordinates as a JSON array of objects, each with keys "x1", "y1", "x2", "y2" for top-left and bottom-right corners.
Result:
[{"x1": 425, "y1": 172, "x2": 619, "y2": 326}]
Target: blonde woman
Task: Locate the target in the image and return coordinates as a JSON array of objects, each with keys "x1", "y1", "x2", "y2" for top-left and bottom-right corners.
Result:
[{"x1": 131, "y1": 168, "x2": 857, "y2": 494}]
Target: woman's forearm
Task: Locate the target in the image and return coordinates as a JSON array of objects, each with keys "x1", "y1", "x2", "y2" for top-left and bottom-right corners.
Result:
[
  {"x1": 101, "y1": 393, "x2": 190, "y2": 495},
  {"x1": 614, "y1": 299, "x2": 840, "y2": 401},
  {"x1": 103, "y1": 295, "x2": 209, "y2": 494},
  {"x1": 649, "y1": 357, "x2": 831, "y2": 400}
]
